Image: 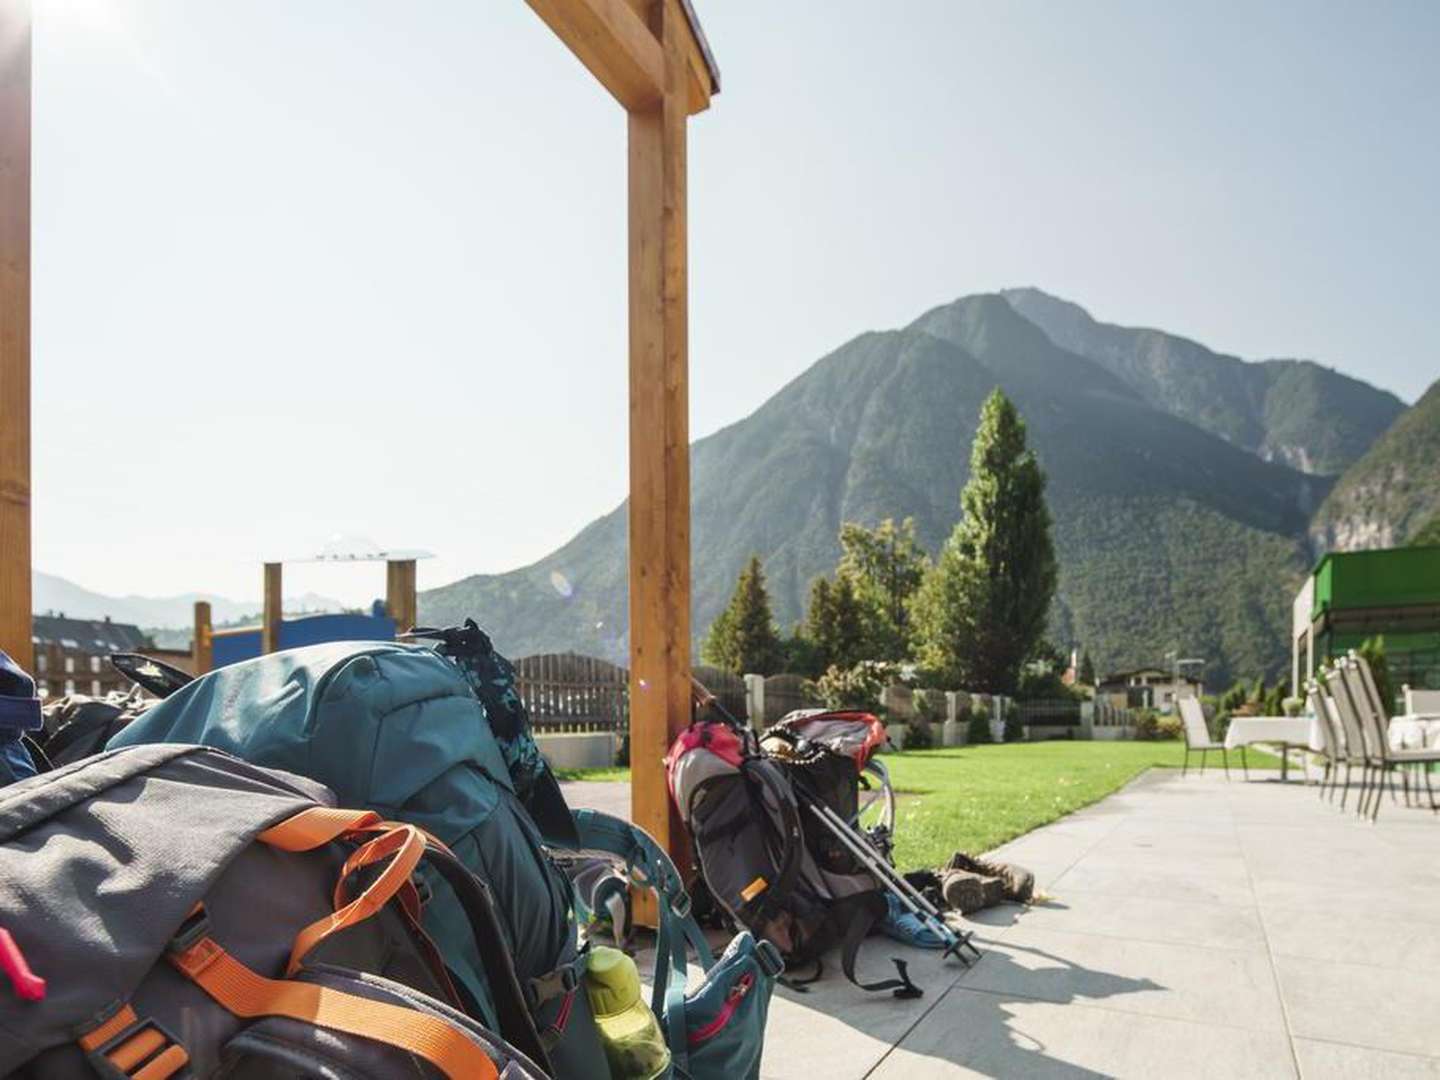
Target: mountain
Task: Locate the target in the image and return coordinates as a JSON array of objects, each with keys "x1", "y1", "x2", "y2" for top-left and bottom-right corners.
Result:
[
  {"x1": 1309, "y1": 379, "x2": 1440, "y2": 554},
  {"x1": 32, "y1": 571, "x2": 344, "y2": 630},
  {"x1": 420, "y1": 292, "x2": 1346, "y2": 686},
  {"x1": 1001, "y1": 288, "x2": 1404, "y2": 476}
]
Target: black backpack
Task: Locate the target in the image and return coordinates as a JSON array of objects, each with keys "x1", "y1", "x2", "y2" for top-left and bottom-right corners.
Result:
[{"x1": 666, "y1": 713, "x2": 919, "y2": 996}]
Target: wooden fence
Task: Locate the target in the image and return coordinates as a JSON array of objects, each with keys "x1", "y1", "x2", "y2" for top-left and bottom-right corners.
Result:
[
  {"x1": 512, "y1": 652, "x2": 628, "y2": 733},
  {"x1": 762, "y1": 673, "x2": 819, "y2": 725},
  {"x1": 1016, "y1": 698, "x2": 1083, "y2": 727},
  {"x1": 693, "y1": 665, "x2": 748, "y2": 721}
]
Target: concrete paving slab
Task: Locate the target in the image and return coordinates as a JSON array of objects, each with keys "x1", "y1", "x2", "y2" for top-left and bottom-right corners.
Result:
[
  {"x1": 956, "y1": 923, "x2": 1287, "y2": 1033},
  {"x1": 1263, "y1": 906, "x2": 1440, "y2": 971},
  {"x1": 866, "y1": 986, "x2": 1297, "y2": 1079},
  {"x1": 1006, "y1": 888, "x2": 1266, "y2": 951},
  {"x1": 1275, "y1": 953, "x2": 1440, "y2": 1059},
  {"x1": 1292, "y1": 1038, "x2": 1440, "y2": 1079}
]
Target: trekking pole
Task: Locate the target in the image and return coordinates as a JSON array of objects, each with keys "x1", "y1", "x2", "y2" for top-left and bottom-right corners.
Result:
[{"x1": 799, "y1": 794, "x2": 979, "y2": 963}]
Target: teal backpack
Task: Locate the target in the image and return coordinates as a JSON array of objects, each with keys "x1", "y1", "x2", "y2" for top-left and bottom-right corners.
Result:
[
  {"x1": 108, "y1": 640, "x2": 607, "y2": 1079},
  {"x1": 573, "y1": 809, "x2": 783, "y2": 1079}
]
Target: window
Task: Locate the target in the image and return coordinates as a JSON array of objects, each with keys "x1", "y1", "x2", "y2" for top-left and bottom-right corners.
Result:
[
  {"x1": 89, "y1": 656, "x2": 101, "y2": 673},
  {"x1": 64, "y1": 679, "x2": 75, "y2": 695},
  {"x1": 64, "y1": 656, "x2": 74, "y2": 673},
  {"x1": 35, "y1": 653, "x2": 46, "y2": 672},
  {"x1": 91, "y1": 679, "x2": 101, "y2": 696}
]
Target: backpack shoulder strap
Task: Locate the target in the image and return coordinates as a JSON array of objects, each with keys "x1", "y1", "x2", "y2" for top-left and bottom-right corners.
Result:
[
  {"x1": 739, "y1": 758, "x2": 806, "y2": 921},
  {"x1": 833, "y1": 894, "x2": 922, "y2": 999},
  {"x1": 571, "y1": 809, "x2": 715, "y2": 1069}
]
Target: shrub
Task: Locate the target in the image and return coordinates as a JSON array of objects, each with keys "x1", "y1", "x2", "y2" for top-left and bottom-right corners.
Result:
[
  {"x1": 911, "y1": 687, "x2": 947, "y2": 725},
  {"x1": 1155, "y1": 714, "x2": 1183, "y2": 740},
  {"x1": 1132, "y1": 708, "x2": 1161, "y2": 740},
  {"x1": 902, "y1": 719, "x2": 935, "y2": 750},
  {"x1": 1281, "y1": 696, "x2": 1303, "y2": 718},
  {"x1": 614, "y1": 732, "x2": 630, "y2": 767},
  {"x1": 1002, "y1": 701, "x2": 1024, "y2": 743},
  {"x1": 966, "y1": 706, "x2": 992, "y2": 745},
  {"x1": 806, "y1": 660, "x2": 899, "y2": 713}
]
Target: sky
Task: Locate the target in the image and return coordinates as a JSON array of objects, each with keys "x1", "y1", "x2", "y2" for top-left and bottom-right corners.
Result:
[{"x1": 32, "y1": 0, "x2": 1440, "y2": 607}]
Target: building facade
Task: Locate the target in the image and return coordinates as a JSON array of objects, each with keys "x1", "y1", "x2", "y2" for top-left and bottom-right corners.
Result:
[{"x1": 1292, "y1": 545, "x2": 1440, "y2": 696}]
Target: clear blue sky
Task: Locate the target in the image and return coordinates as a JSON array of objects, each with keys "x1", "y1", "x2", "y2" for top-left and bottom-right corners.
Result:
[{"x1": 33, "y1": 0, "x2": 1439, "y2": 606}]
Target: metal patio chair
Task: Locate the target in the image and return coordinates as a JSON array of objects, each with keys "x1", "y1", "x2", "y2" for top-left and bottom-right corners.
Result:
[
  {"x1": 1179, "y1": 697, "x2": 1240, "y2": 779},
  {"x1": 1344, "y1": 653, "x2": 1440, "y2": 821}
]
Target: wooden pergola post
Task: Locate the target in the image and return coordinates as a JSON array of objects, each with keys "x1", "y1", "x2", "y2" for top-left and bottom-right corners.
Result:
[
  {"x1": 528, "y1": 0, "x2": 718, "y2": 868},
  {"x1": 261, "y1": 562, "x2": 283, "y2": 654},
  {"x1": 192, "y1": 600, "x2": 213, "y2": 674},
  {"x1": 626, "y1": 0, "x2": 692, "y2": 871},
  {"x1": 385, "y1": 558, "x2": 417, "y2": 633},
  {"x1": 0, "y1": 1, "x2": 31, "y2": 669}
]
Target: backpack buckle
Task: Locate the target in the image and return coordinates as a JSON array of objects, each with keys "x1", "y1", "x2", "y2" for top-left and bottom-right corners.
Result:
[
  {"x1": 82, "y1": 1011, "x2": 188, "y2": 1080},
  {"x1": 412, "y1": 874, "x2": 434, "y2": 908},
  {"x1": 668, "y1": 891, "x2": 692, "y2": 919},
  {"x1": 166, "y1": 905, "x2": 211, "y2": 956},
  {"x1": 755, "y1": 938, "x2": 785, "y2": 978}
]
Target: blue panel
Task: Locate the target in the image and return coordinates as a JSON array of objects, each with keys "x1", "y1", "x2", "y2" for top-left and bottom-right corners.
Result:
[{"x1": 210, "y1": 613, "x2": 397, "y2": 669}]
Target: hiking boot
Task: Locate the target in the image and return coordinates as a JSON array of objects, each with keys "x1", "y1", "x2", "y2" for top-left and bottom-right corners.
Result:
[
  {"x1": 939, "y1": 868, "x2": 991, "y2": 913},
  {"x1": 945, "y1": 851, "x2": 1036, "y2": 904}
]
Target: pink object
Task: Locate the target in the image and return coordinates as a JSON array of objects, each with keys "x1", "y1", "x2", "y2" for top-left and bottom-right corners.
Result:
[{"x1": 0, "y1": 928, "x2": 45, "y2": 1002}]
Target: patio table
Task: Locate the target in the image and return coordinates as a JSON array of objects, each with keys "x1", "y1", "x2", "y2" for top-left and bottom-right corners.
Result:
[
  {"x1": 1388, "y1": 715, "x2": 1440, "y2": 750},
  {"x1": 1224, "y1": 716, "x2": 1319, "y2": 782}
]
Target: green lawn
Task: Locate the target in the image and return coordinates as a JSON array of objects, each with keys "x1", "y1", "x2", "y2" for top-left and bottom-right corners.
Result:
[
  {"x1": 557, "y1": 740, "x2": 1279, "y2": 870},
  {"x1": 879, "y1": 741, "x2": 1275, "y2": 870}
]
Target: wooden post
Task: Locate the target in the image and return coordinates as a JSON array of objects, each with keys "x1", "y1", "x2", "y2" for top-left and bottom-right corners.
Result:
[
  {"x1": 386, "y1": 558, "x2": 417, "y2": 634},
  {"x1": 193, "y1": 601, "x2": 213, "y2": 674},
  {"x1": 0, "y1": 2, "x2": 31, "y2": 669},
  {"x1": 627, "y1": 0, "x2": 691, "y2": 872},
  {"x1": 261, "y1": 563, "x2": 282, "y2": 654}
]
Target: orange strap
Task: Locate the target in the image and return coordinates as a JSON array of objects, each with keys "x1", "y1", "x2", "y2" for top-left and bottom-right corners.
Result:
[
  {"x1": 284, "y1": 823, "x2": 426, "y2": 975},
  {"x1": 77, "y1": 1005, "x2": 191, "y2": 1080},
  {"x1": 258, "y1": 806, "x2": 383, "y2": 851},
  {"x1": 170, "y1": 934, "x2": 498, "y2": 1080}
]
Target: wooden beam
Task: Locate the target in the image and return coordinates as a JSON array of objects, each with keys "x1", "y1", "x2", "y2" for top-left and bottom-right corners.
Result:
[
  {"x1": 261, "y1": 563, "x2": 282, "y2": 654},
  {"x1": 193, "y1": 601, "x2": 213, "y2": 674},
  {"x1": 627, "y1": 0, "x2": 691, "y2": 873},
  {"x1": 526, "y1": 0, "x2": 665, "y2": 111},
  {"x1": 0, "y1": 1, "x2": 30, "y2": 670},
  {"x1": 386, "y1": 559, "x2": 417, "y2": 635}
]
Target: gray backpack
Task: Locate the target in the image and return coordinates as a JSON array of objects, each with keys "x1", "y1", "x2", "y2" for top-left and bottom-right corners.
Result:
[{"x1": 0, "y1": 744, "x2": 551, "y2": 1078}]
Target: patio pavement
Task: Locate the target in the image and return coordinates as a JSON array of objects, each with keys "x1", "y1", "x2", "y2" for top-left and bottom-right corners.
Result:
[{"x1": 563, "y1": 768, "x2": 1440, "y2": 1078}]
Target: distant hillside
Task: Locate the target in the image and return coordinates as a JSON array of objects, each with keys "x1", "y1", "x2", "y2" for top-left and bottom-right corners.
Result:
[
  {"x1": 1002, "y1": 288, "x2": 1404, "y2": 476},
  {"x1": 33, "y1": 571, "x2": 343, "y2": 630},
  {"x1": 1310, "y1": 379, "x2": 1440, "y2": 554},
  {"x1": 421, "y1": 292, "x2": 1336, "y2": 685}
]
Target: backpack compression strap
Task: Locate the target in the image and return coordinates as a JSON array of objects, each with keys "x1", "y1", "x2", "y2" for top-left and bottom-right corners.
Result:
[
  {"x1": 258, "y1": 806, "x2": 552, "y2": 1071},
  {"x1": 167, "y1": 910, "x2": 501, "y2": 1080}
]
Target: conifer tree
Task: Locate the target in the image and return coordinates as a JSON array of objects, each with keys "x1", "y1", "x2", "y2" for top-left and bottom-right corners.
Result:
[
  {"x1": 914, "y1": 389, "x2": 1057, "y2": 692},
  {"x1": 803, "y1": 573, "x2": 868, "y2": 672},
  {"x1": 701, "y1": 555, "x2": 784, "y2": 675},
  {"x1": 1079, "y1": 650, "x2": 1097, "y2": 686}
]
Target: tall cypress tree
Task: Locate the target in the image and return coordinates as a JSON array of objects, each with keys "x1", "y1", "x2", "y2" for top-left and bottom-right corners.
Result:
[
  {"x1": 701, "y1": 555, "x2": 785, "y2": 675},
  {"x1": 914, "y1": 389, "x2": 1057, "y2": 692}
]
